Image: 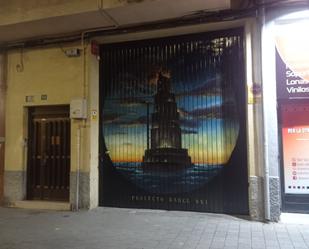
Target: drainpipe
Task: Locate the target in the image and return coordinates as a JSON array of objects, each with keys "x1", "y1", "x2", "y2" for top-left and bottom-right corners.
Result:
[
  {"x1": 259, "y1": 3, "x2": 271, "y2": 221},
  {"x1": 75, "y1": 127, "x2": 81, "y2": 211},
  {"x1": 0, "y1": 53, "x2": 7, "y2": 204}
]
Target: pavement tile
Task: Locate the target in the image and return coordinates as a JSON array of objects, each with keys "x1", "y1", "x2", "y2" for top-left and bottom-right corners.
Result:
[
  {"x1": 238, "y1": 243, "x2": 251, "y2": 249},
  {"x1": 0, "y1": 208, "x2": 309, "y2": 249}
]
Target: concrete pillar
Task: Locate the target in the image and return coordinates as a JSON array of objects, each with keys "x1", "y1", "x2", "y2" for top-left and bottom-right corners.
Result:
[
  {"x1": 261, "y1": 19, "x2": 281, "y2": 222},
  {"x1": 69, "y1": 44, "x2": 99, "y2": 210}
]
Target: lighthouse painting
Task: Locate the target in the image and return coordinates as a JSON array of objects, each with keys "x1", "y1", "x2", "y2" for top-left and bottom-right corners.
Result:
[
  {"x1": 100, "y1": 29, "x2": 249, "y2": 213},
  {"x1": 142, "y1": 72, "x2": 192, "y2": 171}
]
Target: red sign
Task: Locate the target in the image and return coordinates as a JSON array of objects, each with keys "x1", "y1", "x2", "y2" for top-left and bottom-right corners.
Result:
[
  {"x1": 281, "y1": 104, "x2": 309, "y2": 194},
  {"x1": 91, "y1": 40, "x2": 99, "y2": 56}
]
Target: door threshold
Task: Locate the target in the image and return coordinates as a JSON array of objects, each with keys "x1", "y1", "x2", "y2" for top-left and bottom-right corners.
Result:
[
  {"x1": 9, "y1": 200, "x2": 71, "y2": 211},
  {"x1": 280, "y1": 212, "x2": 309, "y2": 224}
]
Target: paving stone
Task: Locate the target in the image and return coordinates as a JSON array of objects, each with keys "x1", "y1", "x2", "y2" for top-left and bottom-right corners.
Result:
[
  {"x1": 238, "y1": 243, "x2": 251, "y2": 249},
  {"x1": 0, "y1": 207, "x2": 309, "y2": 249}
]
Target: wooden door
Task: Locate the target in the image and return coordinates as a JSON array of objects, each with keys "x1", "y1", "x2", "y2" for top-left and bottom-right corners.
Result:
[{"x1": 27, "y1": 106, "x2": 70, "y2": 201}]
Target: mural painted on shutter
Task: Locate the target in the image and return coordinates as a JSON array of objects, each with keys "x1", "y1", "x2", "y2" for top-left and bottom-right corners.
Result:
[{"x1": 99, "y1": 28, "x2": 248, "y2": 214}]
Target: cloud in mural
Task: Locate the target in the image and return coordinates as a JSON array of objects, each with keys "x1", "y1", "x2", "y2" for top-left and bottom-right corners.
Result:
[
  {"x1": 179, "y1": 118, "x2": 199, "y2": 128},
  {"x1": 103, "y1": 113, "x2": 123, "y2": 124},
  {"x1": 119, "y1": 97, "x2": 152, "y2": 107},
  {"x1": 110, "y1": 115, "x2": 148, "y2": 127},
  {"x1": 179, "y1": 100, "x2": 237, "y2": 120},
  {"x1": 111, "y1": 131, "x2": 128, "y2": 135},
  {"x1": 188, "y1": 106, "x2": 223, "y2": 119},
  {"x1": 181, "y1": 129, "x2": 198, "y2": 134},
  {"x1": 178, "y1": 107, "x2": 190, "y2": 118},
  {"x1": 176, "y1": 80, "x2": 221, "y2": 97}
]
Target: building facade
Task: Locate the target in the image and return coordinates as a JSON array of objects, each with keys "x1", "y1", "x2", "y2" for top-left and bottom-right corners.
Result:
[{"x1": 0, "y1": 0, "x2": 308, "y2": 221}]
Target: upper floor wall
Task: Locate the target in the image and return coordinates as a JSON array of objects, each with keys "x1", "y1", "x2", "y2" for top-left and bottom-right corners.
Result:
[{"x1": 0, "y1": 0, "x2": 240, "y2": 44}]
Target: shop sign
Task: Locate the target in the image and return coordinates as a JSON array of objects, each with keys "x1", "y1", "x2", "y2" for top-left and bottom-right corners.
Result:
[
  {"x1": 276, "y1": 49, "x2": 309, "y2": 100},
  {"x1": 275, "y1": 27, "x2": 309, "y2": 100},
  {"x1": 281, "y1": 105, "x2": 309, "y2": 194}
]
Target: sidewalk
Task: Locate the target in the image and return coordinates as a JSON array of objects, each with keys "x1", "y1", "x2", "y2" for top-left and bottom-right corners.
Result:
[{"x1": 0, "y1": 207, "x2": 308, "y2": 249}]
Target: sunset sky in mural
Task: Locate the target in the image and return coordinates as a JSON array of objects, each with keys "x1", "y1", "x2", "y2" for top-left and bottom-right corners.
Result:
[{"x1": 103, "y1": 76, "x2": 239, "y2": 165}]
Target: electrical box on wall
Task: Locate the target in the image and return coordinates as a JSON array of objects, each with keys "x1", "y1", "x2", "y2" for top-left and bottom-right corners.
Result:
[
  {"x1": 70, "y1": 98, "x2": 87, "y2": 119},
  {"x1": 64, "y1": 48, "x2": 81, "y2": 57}
]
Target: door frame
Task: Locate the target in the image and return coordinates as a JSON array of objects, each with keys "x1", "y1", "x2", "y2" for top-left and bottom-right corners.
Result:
[{"x1": 26, "y1": 105, "x2": 71, "y2": 201}]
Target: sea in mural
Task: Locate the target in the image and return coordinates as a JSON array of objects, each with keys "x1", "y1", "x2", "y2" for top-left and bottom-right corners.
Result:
[
  {"x1": 113, "y1": 162, "x2": 223, "y2": 194},
  {"x1": 100, "y1": 29, "x2": 248, "y2": 213}
]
